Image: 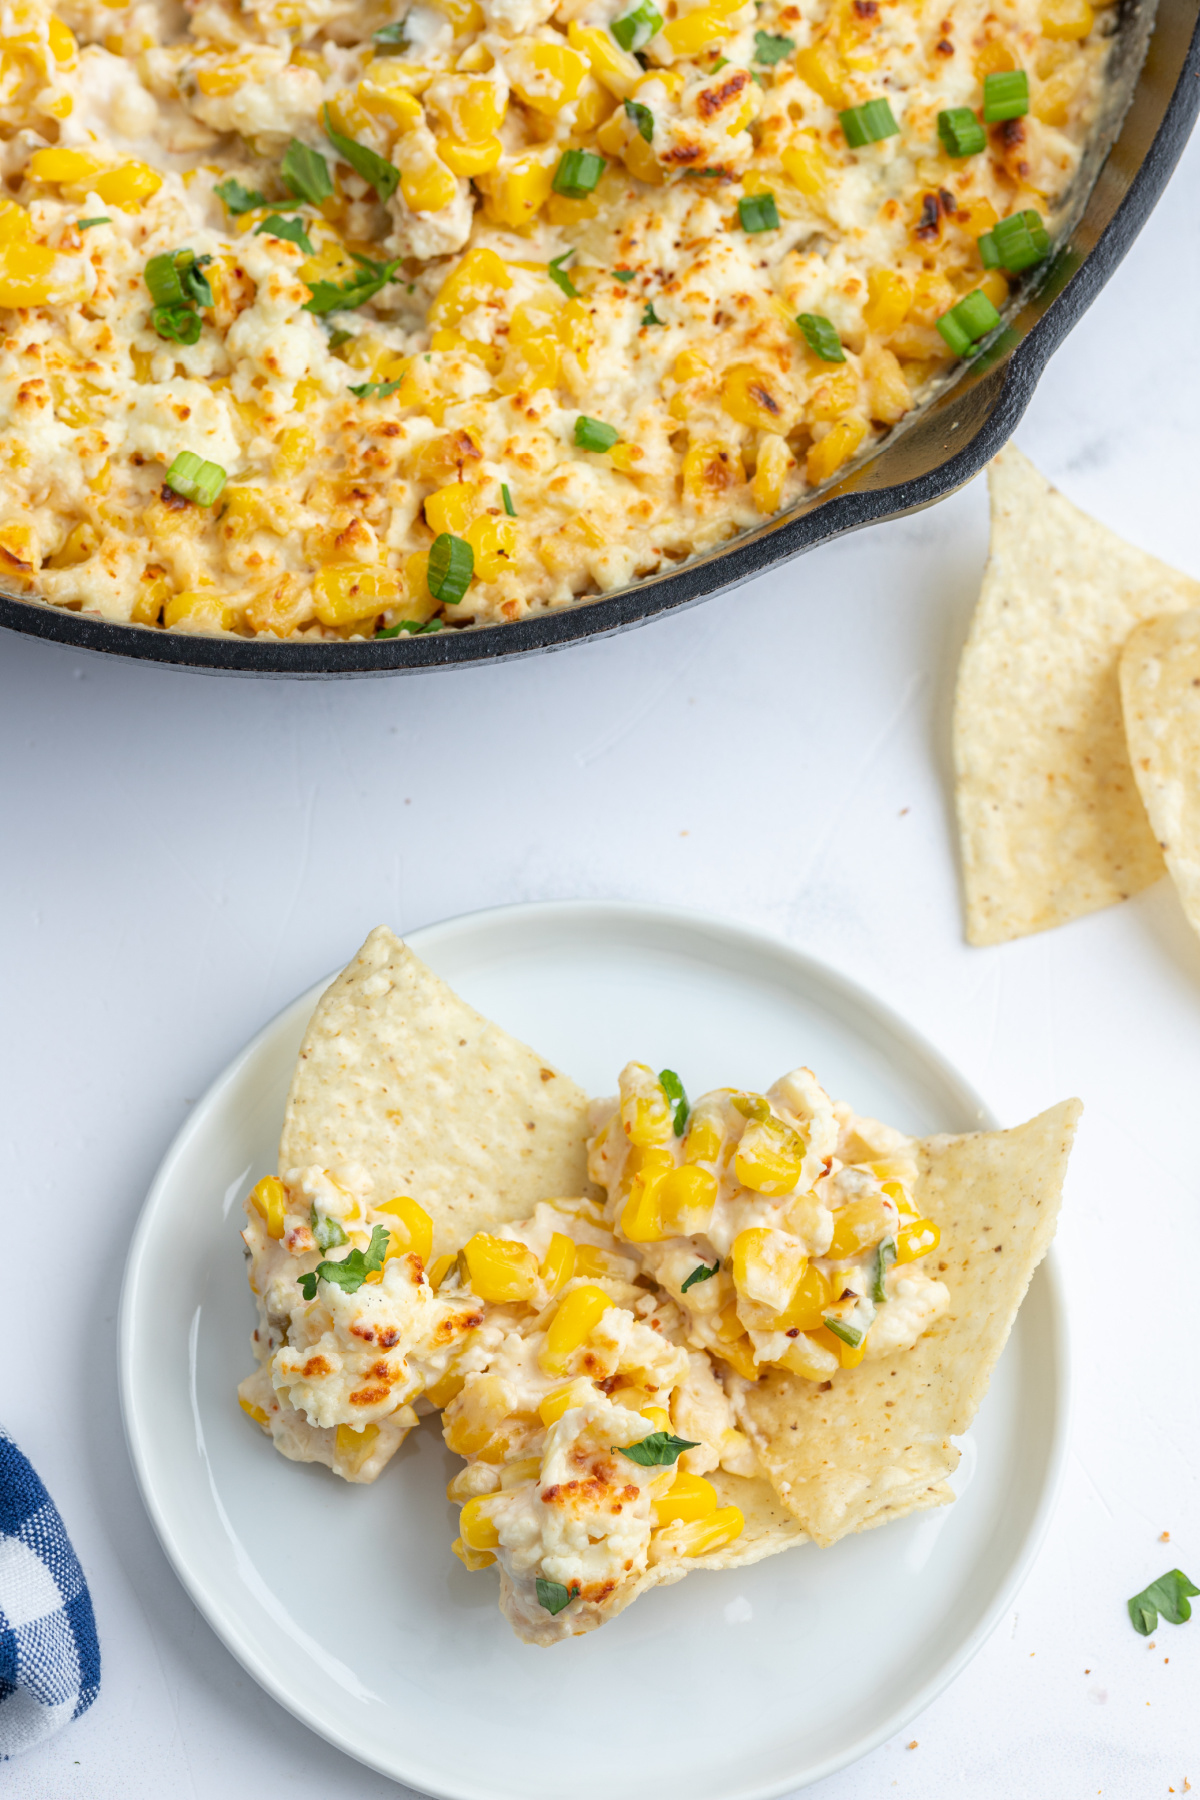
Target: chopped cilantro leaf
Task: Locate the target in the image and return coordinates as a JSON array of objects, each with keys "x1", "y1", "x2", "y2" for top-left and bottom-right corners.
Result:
[
  {"x1": 658, "y1": 1068, "x2": 689, "y2": 1134},
  {"x1": 178, "y1": 252, "x2": 213, "y2": 310},
  {"x1": 373, "y1": 17, "x2": 410, "y2": 49},
  {"x1": 327, "y1": 328, "x2": 352, "y2": 351},
  {"x1": 303, "y1": 252, "x2": 401, "y2": 316},
  {"x1": 547, "y1": 250, "x2": 578, "y2": 299},
  {"x1": 281, "y1": 138, "x2": 333, "y2": 207},
  {"x1": 214, "y1": 177, "x2": 266, "y2": 215},
  {"x1": 76, "y1": 216, "x2": 110, "y2": 230},
  {"x1": 642, "y1": 301, "x2": 662, "y2": 326},
  {"x1": 536, "y1": 1577, "x2": 579, "y2": 1615},
  {"x1": 615, "y1": 1431, "x2": 699, "y2": 1467},
  {"x1": 1128, "y1": 1570, "x2": 1199, "y2": 1636},
  {"x1": 349, "y1": 378, "x2": 402, "y2": 398},
  {"x1": 323, "y1": 104, "x2": 399, "y2": 202},
  {"x1": 255, "y1": 213, "x2": 315, "y2": 255},
  {"x1": 297, "y1": 1224, "x2": 390, "y2": 1299},
  {"x1": 613, "y1": 267, "x2": 635, "y2": 282},
  {"x1": 681, "y1": 1260, "x2": 719, "y2": 1293}
]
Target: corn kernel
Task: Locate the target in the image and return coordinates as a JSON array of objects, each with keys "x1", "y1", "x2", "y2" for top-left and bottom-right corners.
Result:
[
  {"x1": 437, "y1": 134, "x2": 502, "y2": 175},
  {"x1": 974, "y1": 39, "x2": 1016, "y2": 78},
  {"x1": 539, "y1": 1283, "x2": 613, "y2": 1374},
  {"x1": 238, "y1": 1394, "x2": 269, "y2": 1426},
  {"x1": 480, "y1": 152, "x2": 554, "y2": 230},
  {"x1": 656, "y1": 1164, "x2": 718, "y2": 1236},
  {"x1": 681, "y1": 439, "x2": 745, "y2": 502},
  {"x1": 752, "y1": 433, "x2": 792, "y2": 515},
  {"x1": 435, "y1": 0, "x2": 483, "y2": 33},
  {"x1": 806, "y1": 416, "x2": 867, "y2": 485},
  {"x1": 863, "y1": 267, "x2": 911, "y2": 336},
  {"x1": 619, "y1": 1065, "x2": 675, "y2": 1148},
  {"x1": 335, "y1": 1423, "x2": 379, "y2": 1471},
  {"x1": 274, "y1": 427, "x2": 315, "y2": 476},
  {"x1": 978, "y1": 268, "x2": 1010, "y2": 310},
  {"x1": 539, "y1": 1232, "x2": 577, "y2": 1294},
  {"x1": 640, "y1": 1405, "x2": 671, "y2": 1433},
  {"x1": 620, "y1": 1165, "x2": 669, "y2": 1242},
  {"x1": 499, "y1": 1456, "x2": 543, "y2": 1489},
  {"x1": 662, "y1": 9, "x2": 724, "y2": 56},
  {"x1": 464, "y1": 512, "x2": 518, "y2": 580},
  {"x1": 711, "y1": 1332, "x2": 760, "y2": 1381},
  {"x1": 425, "y1": 480, "x2": 480, "y2": 535},
  {"x1": 451, "y1": 1537, "x2": 496, "y2": 1570},
  {"x1": 312, "y1": 562, "x2": 399, "y2": 627},
  {"x1": 27, "y1": 147, "x2": 102, "y2": 184},
  {"x1": 828, "y1": 1194, "x2": 893, "y2": 1259},
  {"x1": 424, "y1": 1368, "x2": 465, "y2": 1407},
  {"x1": 776, "y1": 1261, "x2": 833, "y2": 1332},
  {"x1": 249, "y1": 1174, "x2": 288, "y2": 1239},
  {"x1": 0, "y1": 201, "x2": 32, "y2": 246},
  {"x1": 358, "y1": 79, "x2": 423, "y2": 132},
  {"x1": 777, "y1": 1330, "x2": 839, "y2": 1380},
  {"x1": 459, "y1": 1495, "x2": 501, "y2": 1550},
  {"x1": 461, "y1": 1232, "x2": 540, "y2": 1303},
  {"x1": 781, "y1": 131, "x2": 829, "y2": 199},
  {"x1": 895, "y1": 1218, "x2": 940, "y2": 1263},
  {"x1": 683, "y1": 1112, "x2": 722, "y2": 1165},
  {"x1": 672, "y1": 1504, "x2": 745, "y2": 1556},
  {"x1": 720, "y1": 363, "x2": 793, "y2": 434},
  {"x1": 163, "y1": 590, "x2": 241, "y2": 632},
  {"x1": 567, "y1": 21, "x2": 641, "y2": 97},
  {"x1": 93, "y1": 162, "x2": 161, "y2": 205},
  {"x1": 653, "y1": 1469, "x2": 718, "y2": 1526},
  {"x1": 426, "y1": 1251, "x2": 458, "y2": 1291},
  {"x1": 731, "y1": 1227, "x2": 808, "y2": 1317},
  {"x1": 572, "y1": 1243, "x2": 618, "y2": 1278},
  {"x1": 48, "y1": 15, "x2": 77, "y2": 60},
  {"x1": 130, "y1": 576, "x2": 170, "y2": 625},
  {"x1": 539, "y1": 1378, "x2": 592, "y2": 1425},
  {"x1": 795, "y1": 41, "x2": 849, "y2": 107},
  {"x1": 734, "y1": 1118, "x2": 805, "y2": 1196},
  {"x1": 375, "y1": 1195, "x2": 434, "y2": 1264},
  {"x1": 510, "y1": 42, "x2": 587, "y2": 114},
  {"x1": 401, "y1": 154, "x2": 458, "y2": 214},
  {"x1": 574, "y1": 78, "x2": 617, "y2": 133},
  {"x1": 433, "y1": 77, "x2": 506, "y2": 140},
  {"x1": 623, "y1": 132, "x2": 664, "y2": 185}
]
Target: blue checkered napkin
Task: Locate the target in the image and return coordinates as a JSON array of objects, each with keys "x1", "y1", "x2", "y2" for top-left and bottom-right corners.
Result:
[{"x1": 0, "y1": 1426, "x2": 100, "y2": 1758}]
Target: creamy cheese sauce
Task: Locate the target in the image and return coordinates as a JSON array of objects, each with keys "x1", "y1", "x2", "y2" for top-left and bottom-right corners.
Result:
[{"x1": 0, "y1": 0, "x2": 1110, "y2": 637}]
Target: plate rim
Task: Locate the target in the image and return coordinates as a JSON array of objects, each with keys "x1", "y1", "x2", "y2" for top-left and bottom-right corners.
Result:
[{"x1": 117, "y1": 898, "x2": 1072, "y2": 1797}]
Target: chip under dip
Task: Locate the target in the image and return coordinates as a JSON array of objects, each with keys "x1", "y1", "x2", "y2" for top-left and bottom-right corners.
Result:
[
  {"x1": 734, "y1": 1100, "x2": 1079, "y2": 1546},
  {"x1": 1120, "y1": 607, "x2": 1200, "y2": 943},
  {"x1": 953, "y1": 447, "x2": 1200, "y2": 945}
]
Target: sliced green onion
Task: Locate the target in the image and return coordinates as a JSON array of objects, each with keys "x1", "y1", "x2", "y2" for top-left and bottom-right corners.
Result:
[
  {"x1": 255, "y1": 214, "x2": 315, "y2": 255},
  {"x1": 624, "y1": 97, "x2": 654, "y2": 142},
  {"x1": 936, "y1": 105, "x2": 985, "y2": 157},
  {"x1": 348, "y1": 378, "x2": 401, "y2": 398},
  {"x1": 546, "y1": 250, "x2": 578, "y2": 298},
  {"x1": 611, "y1": 0, "x2": 662, "y2": 51},
  {"x1": 641, "y1": 300, "x2": 662, "y2": 326},
  {"x1": 823, "y1": 1314, "x2": 865, "y2": 1349},
  {"x1": 574, "y1": 415, "x2": 619, "y2": 452},
  {"x1": 553, "y1": 149, "x2": 605, "y2": 198},
  {"x1": 377, "y1": 617, "x2": 441, "y2": 635},
  {"x1": 214, "y1": 177, "x2": 266, "y2": 215},
  {"x1": 613, "y1": 267, "x2": 635, "y2": 282},
  {"x1": 977, "y1": 230, "x2": 1001, "y2": 269},
  {"x1": 737, "y1": 192, "x2": 779, "y2": 233},
  {"x1": 144, "y1": 252, "x2": 185, "y2": 307},
  {"x1": 372, "y1": 18, "x2": 409, "y2": 49},
  {"x1": 501, "y1": 483, "x2": 516, "y2": 516},
  {"x1": 76, "y1": 216, "x2": 110, "y2": 230},
  {"x1": 839, "y1": 98, "x2": 900, "y2": 147},
  {"x1": 177, "y1": 251, "x2": 213, "y2": 310},
  {"x1": 281, "y1": 138, "x2": 333, "y2": 206},
  {"x1": 796, "y1": 312, "x2": 845, "y2": 362},
  {"x1": 152, "y1": 303, "x2": 202, "y2": 345},
  {"x1": 427, "y1": 532, "x2": 473, "y2": 604},
  {"x1": 989, "y1": 208, "x2": 1050, "y2": 271},
  {"x1": 982, "y1": 68, "x2": 1028, "y2": 122},
  {"x1": 872, "y1": 1238, "x2": 896, "y2": 1304},
  {"x1": 936, "y1": 287, "x2": 1001, "y2": 355},
  {"x1": 164, "y1": 452, "x2": 227, "y2": 507},
  {"x1": 323, "y1": 105, "x2": 400, "y2": 202},
  {"x1": 753, "y1": 28, "x2": 794, "y2": 63}
]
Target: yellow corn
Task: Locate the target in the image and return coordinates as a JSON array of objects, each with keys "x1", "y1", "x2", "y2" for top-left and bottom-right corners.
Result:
[
  {"x1": 435, "y1": 0, "x2": 483, "y2": 32},
  {"x1": 812, "y1": 1323, "x2": 867, "y2": 1368},
  {"x1": 777, "y1": 1330, "x2": 839, "y2": 1380},
  {"x1": 681, "y1": 439, "x2": 745, "y2": 502},
  {"x1": 376, "y1": 1195, "x2": 434, "y2": 1264},
  {"x1": 653, "y1": 1469, "x2": 717, "y2": 1526},
  {"x1": 311, "y1": 563, "x2": 398, "y2": 628},
  {"x1": 623, "y1": 132, "x2": 663, "y2": 185},
  {"x1": 459, "y1": 1495, "x2": 501, "y2": 1550},
  {"x1": 424, "y1": 1368, "x2": 465, "y2": 1407},
  {"x1": 249, "y1": 1175, "x2": 288, "y2": 1239},
  {"x1": 978, "y1": 268, "x2": 1010, "y2": 310},
  {"x1": 895, "y1": 1218, "x2": 940, "y2": 1263},
  {"x1": 640, "y1": 1405, "x2": 671, "y2": 1432},
  {"x1": 510, "y1": 42, "x2": 587, "y2": 114},
  {"x1": 752, "y1": 433, "x2": 792, "y2": 515},
  {"x1": 437, "y1": 135, "x2": 502, "y2": 175},
  {"x1": 401, "y1": 154, "x2": 458, "y2": 214},
  {"x1": 430, "y1": 327, "x2": 503, "y2": 372},
  {"x1": 28, "y1": 147, "x2": 102, "y2": 183},
  {"x1": 863, "y1": 267, "x2": 911, "y2": 336},
  {"x1": 0, "y1": 201, "x2": 32, "y2": 245},
  {"x1": 1032, "y1": 64, "x2": 1078, "y2": 125},
  {"x1": 358, "y1": 77, "x2": 423, "y2": 131},
  {"x1": 683, "y1": 1111, "x2": 722, "y2": 1165},
  {"x1": 539, "y1": 1232, "x2": 577, "y2": 1294},
  {"x1": 795, "y1": 41, "x2": 849, "y2": 108},
  {"x1": 734, "y1": 1118, "x2": 805, "y2": 1196},
  {"x1": 0, "y1": 242, "x2": 55, "y2": 308},
  {"x1": 464, "y1": 512, "x2": 518, "y2": 581},
  {"x1": 93, "y1": 162, "x2": 161, "y2": 205},
  {"x1": 480, "y1": 152, "x2": 554, "y2": 230},
  {"x1": 656, "y1": 1164, "x2": 718, "y2": 1236},
  {"x1": 239, "y1": 1394, "x2": 269, "y2": 1426},
  {"x1": 163, "y1": 591, "x2": 241, "y2": 632},
  {"x1": 48, "y1": 15, "x2": 77, "y2": 60},
  {"x1": 781, "y1": 131, "x2": 829, "y2": 199},
  {"x1": 974, "y1": 39, "x2": 1016, "y2": 78},
  {"x1": 672, "y1": 1505, "x2": 745, "y2": 1556},
  {"x1": 572, "y1": 1243, "x2": 618, "y2": 1278},
  {"x1": 427, "y1": 1251, "x2": 458, "y2": 1290},
  {"x1": 335, "y1": 1423, "x2": 379, "y2": 1471},
  {"x1": 720, "y1": 363, "x2": 792, "y2": 434},
  {"x1": 620, "y1": 1165, "x2": 670, "y2": 1242},
  {"x1": 274, "y1": 427, "x2": 315, "y2": 477},
  {"x1": 460, "y1": 1233, "x2": 540, "y2": 1304},
  {"x1": 662, "y1": 9, "x2": 725, "y2": 56},
  {"x1": 806, "y1": 416, "x2": 867, "y2": 486},
  {"x1": 539, "y1": 1378, "x2": 593, "y2": 1425},
  {"x1": 776, "y1": 1261, "x2": 833, "y2": 1331},
  {"x1": 865, "y1": 347, "x2": 910, "y2": 425},
  {"x1": 731, "y1": 1226, "x2": 808, "y2": 1315},
  {"x1": 539, "y1": 1283, "x2": 613, "y2": 1374},
  {"x1": 433, "y1": 77, "x2": 506, "y2": 140},
  {"x1": 619, "y1": 1065, "x2": 675, "y2": 1148},
  {"x1": 711, "y1": 1332, "x2": 760, "y2": 1381},
  {"x1": 567, "y1": 21, "x2": 641, "y2": 97},
  {"x1": 827, "y1": 1195, "x2": 893, "y2": 1260},
  {"x1": 499, "y1": 1456, "x2": 542, "y2": 1489},
  {"x1": 1042, "y1": 0, "x2": 1094, "y2": 34},
  {"x1": 425, "y1": 480, "x2": 480, "y2": 535},
  {"x1": 130, "y1": 576, "x2": 171, "y2": 626},
  {"x1": 452, "y1": 1537, "x2": 496, "y2": 1570}
]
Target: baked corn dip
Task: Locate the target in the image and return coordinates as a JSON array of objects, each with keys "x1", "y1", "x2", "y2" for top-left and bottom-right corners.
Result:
[
  {"x1": 0, "y1": 0, "x2": 1113, "y2": 639},
  {"x1": 239, "y1": 1177, "x2": 760, "y2": 1640},
  {"x1": 587, "y1": 1062, "x2": 950, "y2": 1381}
]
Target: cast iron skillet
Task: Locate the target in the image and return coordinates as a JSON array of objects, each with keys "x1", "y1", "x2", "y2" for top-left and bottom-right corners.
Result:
[{"x1": 3, "y1": 0, "x2": 1198, "y2": 679}]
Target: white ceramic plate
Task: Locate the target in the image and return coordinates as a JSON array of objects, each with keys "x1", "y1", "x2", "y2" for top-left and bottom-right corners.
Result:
[{"x1": 119, "y1": 902, "x2": 1069, "y2": 1800}]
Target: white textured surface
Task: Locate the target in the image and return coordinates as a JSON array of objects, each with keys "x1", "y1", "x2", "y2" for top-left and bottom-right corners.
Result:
[{"x1": 2, "y1": 127, "x2": 1199, "y2": 1800}]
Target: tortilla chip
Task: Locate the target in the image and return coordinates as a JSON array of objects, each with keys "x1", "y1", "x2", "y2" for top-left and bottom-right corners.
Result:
[
  {"x1": 278, "y1": 925, "x2": 595, "y2": 1253},
  {"x1": 1120, "y1": 607, "x2": 1200, "y2": 942},
  {"x1": 953, "y1": 446, "x2": 1200, "y2": 945},
  {"x1": 736, "y1": 1099, "x2": 1080, "y2": 1548}
]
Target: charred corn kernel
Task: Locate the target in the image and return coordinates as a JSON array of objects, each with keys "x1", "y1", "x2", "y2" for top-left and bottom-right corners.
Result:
[
  {"x1": 539, "y1": 1283, "x2": 613, "y2": 1374},
  {"x1": 672, "y1": 1504, "x2": 745, "y2": 1556},
  {"x1": 424, "y1": 1368, "x2": 465, "y2": 1407},
  {"x1": 721, "y1": 363, "x2": 792, "y2": 433},
  {"x1": 781, "y1": 131, "x2": 829, "y2": 199},
  {"x1": 425, "y1": 480, "x2": 480, "y2": 535},
  {"x1": 239, "y1": 1394, "x2": 269, "y2": 1426},
  {"x1": 567, "y1": 21, "x2": 640, "y2": 97},
  {"x1": 427, "y1": 1252, "x2": 458, "y2": 1291},
  {"x1": 539, "y1": 1232, "x2": 577, "y2": 1293},
  {"x1": 864, "y1": 267, "x2": 911, "y2": 336},
  {"x1": 712, "y1": 1331, "x2": 760, "y2": 1381},
  {"x1": 461, "y1": 1232, "x2": 540, "y2": 1303},
  {"x1": 451, "y1": 1537, "x2": 496, "y2": 1570},
  {"x1": 401, "y1": 155, "x2": 458, "y2": 214},
  {"x1": 274, "y1": 427, "x2": 315, "y2": 476},
  {"x1": 795, "y1": 41, "x2": 849, "y2": 107},
  {"x1": 828, "y1": 1194, "x2": 894, "y2": 1259},
  {"x1": 777, "y1": 1329, "x2": 839, "y2": 1379},
  {"x1": 777, "y1": 1261, "x2": 834, "y2": 1331},
  {"x1": 620, "y1": 1166, "x2": 669, "y2": 1242},
  {"x1": 376, "y1": 1195, "x2": 434, "y2": 1263},
  {"x1": 657, "y1": 1164, "x2": 718, "y2": 1236},
  {"x1": 481, "y1": 152, "x2": 554, "y2": 229},
  {"x1": 312, "y1": 563, "x2": 398, "y2": 627},
  {"x1": 249, "y1": 1174, "x2": 287, "y2": 1238},
  {"x1": 682, "y1": 439, "x2": 745, "y2": 501},
  {"x1": 163, "y1": 590, "x2": 240, "y2": 631},
  {"x1": 93, "y1": 161, "x2": 162, "y2": 205},
  {"x1": 731, "y1": 1227, "x2": 808, "y2": 1314},
  {"x1": 464, "y1": 512, "x2": 518, "y2": 580},
  {"x1": 459, "y1": 1495, "x2": 501, "y2": 1550},
  {"x1": 28, "y1": 147, "x2": 102, "y2": 183},
  {"x1": 640, "y1": 1405, "x2": 671, "y2": 1432},
  {"x1": 48, "y1": 15, "x2": 77, "y2": 60},
  {"x1": 510, "y1": 42, "x2": 587, "y2": 114},
  {"x1": 735, "y1": 1118, "x2": 806, "y2": 1196},
  {"x1": 683, "y1": 1111, "x2": 723, "y2": 1164},
  {"x1": 895, "y1": 1218, "x2": 940, "y2": 1263},
  {"x1": 653, "y1": 1469, "x2": 717, "y2": 1526},
  {"x1": 662, "y1": 9, "x2": 725, "y2": 56},
  {"x1": 752, "y1": 433, "x2": 792, "y2": 514},
  {"x1": 978, "y1": 268, "x2": 1010, "y2": 310},
  {"x1": 806, "y1": 416, "x2": 866, "y2": 485},
  {"x1": 437, "y1": 134, "x2": 502, "y2": 175},
  {"x1": 430, "y1": 246, "x2": 513, "y2": 326},
  {"x1": 335, "y1": 1423, "x2": 380, "y2": 1471},
  {"x1": 539, "y1": 1378, "x2": 592, "y2": 1425}
]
